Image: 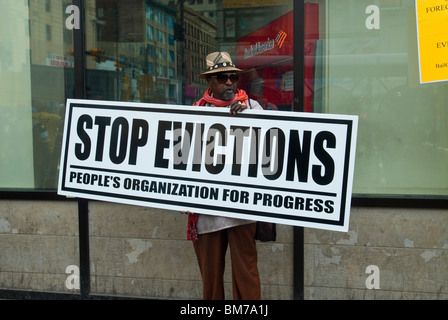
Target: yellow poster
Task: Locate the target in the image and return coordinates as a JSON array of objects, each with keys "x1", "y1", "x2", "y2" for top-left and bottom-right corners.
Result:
[{"x1": 416, "y1": 0, "x2": 448, "y2": 83}]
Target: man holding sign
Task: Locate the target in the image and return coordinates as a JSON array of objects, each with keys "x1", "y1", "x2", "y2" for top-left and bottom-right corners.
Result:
[
  {"x1": 58, "y1": 51, "x2": 357, "y2": 300},
  {"x1": 184, "y1": 52, "x2": 263, "y2": 300}
]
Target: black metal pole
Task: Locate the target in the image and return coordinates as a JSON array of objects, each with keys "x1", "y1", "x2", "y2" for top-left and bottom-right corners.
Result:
[
  {"x1": 73, "y1": 0, "x2": 86, "y2": 100},
  {"x1": 73, "y1": 0, "x2": 90, "y2": 299},
  {"x1": 293, "y1": 0, "x2": 305, "y2": 300},
  {"x1": 77, "y1": 199, "x2": 90, "y2": 298},
  {"x1": 293, "y1": 0, "x2": 305, "y2": 113}
]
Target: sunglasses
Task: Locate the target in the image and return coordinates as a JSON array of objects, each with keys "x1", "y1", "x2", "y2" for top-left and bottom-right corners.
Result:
[{"x1": 211, "y1": 73, "x2": 239, "y2": 84}]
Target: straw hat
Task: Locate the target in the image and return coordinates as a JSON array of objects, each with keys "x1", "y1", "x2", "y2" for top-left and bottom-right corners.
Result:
[{"x1": 199, "y1": 52, "x2": 243, "y2": 79}]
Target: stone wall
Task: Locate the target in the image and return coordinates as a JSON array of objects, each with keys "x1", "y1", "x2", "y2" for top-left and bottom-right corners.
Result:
[
  {"x1": 0, "y1": 200, "x2": 79, "y2": 293},
  {"x1": 88, "y1": 202, "x2": 294, "y2": 299},
  {"x1": 0, "y1": 200, "x2": 293, "y2": 299},
  {"x1": 304, "y1": 207, "x2": 448, "y2": 299},
  {"x1": 1, "y1": 200, "x2": 446, "y2": 299}
]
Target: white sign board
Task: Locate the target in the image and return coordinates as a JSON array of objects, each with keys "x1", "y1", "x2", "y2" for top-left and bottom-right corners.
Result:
[{"x1": 58, "y1": 99, "x2": 358, "y2": 232}]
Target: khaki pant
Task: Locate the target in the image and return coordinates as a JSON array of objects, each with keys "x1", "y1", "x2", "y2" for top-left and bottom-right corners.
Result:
[{"x1": 193, "y1": 222, "x2": 261, "y2": 300}]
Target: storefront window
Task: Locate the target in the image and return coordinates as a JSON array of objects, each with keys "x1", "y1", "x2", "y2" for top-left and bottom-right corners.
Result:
[
  {"x1": 0, "y1": 0, "x2": 292, "y2": 191},
  {"x1": 86, "y1": 0, "x2": 292, "y2": 106},
  {"x1": 0, "y1": 0, "x2": 73, "y2": 190},
  {"x1": 309, "y1": 0, "x2": 448, "y2": 197},
  {"x1": 2, "y1": 0, "x2": 446, "y2": 198}
]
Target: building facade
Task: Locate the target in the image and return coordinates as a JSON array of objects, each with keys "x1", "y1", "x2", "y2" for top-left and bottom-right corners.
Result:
[{"x1": 0, "y1": 0, "x2": 447, "y2": 300}]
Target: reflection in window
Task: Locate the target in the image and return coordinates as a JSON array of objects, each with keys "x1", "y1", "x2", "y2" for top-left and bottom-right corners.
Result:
[
  {"x1": 0, "y1": 1, "x2": 73, "y2": 190},
  {"x1": 1, "y1": 0, "x2": 292, "y2": 191},
  {"x1": 146, "y1": 25, "x2": 154, "y2": 40},
  {"x1": 87, "y1": 0, "x2": 291, "y2": 105},
  {"x1": 315, "y1": 0, "x2": 448, "y2": 196}
]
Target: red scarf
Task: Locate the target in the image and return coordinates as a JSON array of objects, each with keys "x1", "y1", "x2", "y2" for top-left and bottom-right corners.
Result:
[
  {"x1": 187, "y1": 88, "x2": 249, "y2": 241},
  {"x1": 187, "y1": 213, "x2": 198, "y2": 241},
  {"x1": 193, "y1": 88, "x2": 249, "y2": 107}
]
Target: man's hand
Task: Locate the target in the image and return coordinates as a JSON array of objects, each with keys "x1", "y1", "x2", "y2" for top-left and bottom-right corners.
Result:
[{"x1": 229, "y1": 101, "x2": 247, "y2": 115}]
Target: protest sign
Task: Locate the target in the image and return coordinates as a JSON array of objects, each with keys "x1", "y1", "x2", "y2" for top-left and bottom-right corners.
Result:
[{"x1": 58, "y1": 99, "x2": 357, "y2": 232}]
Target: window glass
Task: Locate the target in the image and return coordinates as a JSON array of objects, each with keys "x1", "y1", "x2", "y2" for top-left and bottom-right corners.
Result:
[
  {"x1": 310, "y1": 0, "x2": 448, "y2": 197},
  {"x1": 0, "y1": 0, "x2": 74, "y2": 190},
  {"x1": 2, "y1": 0, "x2": 446, "y2": 199},
  {"x1": 87, "y1": 0, "x2": 293, "y2": 106}
]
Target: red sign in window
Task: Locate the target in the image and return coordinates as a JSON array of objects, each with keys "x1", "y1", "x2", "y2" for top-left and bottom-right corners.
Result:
[{"x1": 237, "y1": 4, "x2": 319, "y2": 111}]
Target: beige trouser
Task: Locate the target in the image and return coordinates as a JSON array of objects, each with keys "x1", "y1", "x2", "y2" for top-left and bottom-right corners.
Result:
[{"x1": 193, "y1": 222, "x2": 261, "y2": 300}]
